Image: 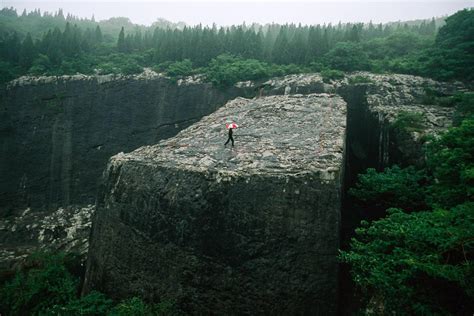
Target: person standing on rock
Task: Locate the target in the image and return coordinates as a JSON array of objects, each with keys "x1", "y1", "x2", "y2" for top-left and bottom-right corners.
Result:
[{"x1": 225, "y1": 122, "x2": 238, "y2": 147}]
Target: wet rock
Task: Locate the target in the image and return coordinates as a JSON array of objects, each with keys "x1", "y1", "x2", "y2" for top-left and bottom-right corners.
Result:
[
  {"x1": 0, "y1": 74, "x2": 254, "y2": 212},
  {"x1": 83, "y1": 94, "x2": 346, "y2": 314},
  {"x1": 0, "y1": 205, "x2": 94, "y2": 268}
]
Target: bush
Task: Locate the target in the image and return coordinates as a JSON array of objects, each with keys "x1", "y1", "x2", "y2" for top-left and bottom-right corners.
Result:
[
  {"x1": 391, "y1": 111, "x2": 425, "y2": 134},
  {"x1": 348, "y1": 75, "x2": 373, "y2": 85},
  {"x1": 96, "y1": 53, "x2": 143, "y2": 75},
  {"x1": 109, "y1": 297, "x2": 153, "y2": 316},
  {"x1": 323, "y1": 42, "x2": 370, "y2": 72},
  {"x1": 426, "y1": 118, "x2": 474, "y2": 208},
  {"x1": 0, "y1": 252, "x2": 78, "y2": 315},
  {"x1": 165, "y1": 59, "x2": 194, "y2": 78},
  {"x1": 452, "y1": 92, "x2": 474, "y2": 126},
  {"x1": 204, "y1": 54, "x2": 271, "y2": 87},
  {"x1": 109, "y1": 297, "x2": 179, "y2": 316},
  {"x1": 349, "y1": 165, "x2": 428, "y2": 214},
  {"x1": 0, "y1": 61, "x2": 17, "y2": 84},
  {"x1": 320, "y1": 69, "x2": 344, "y2": 83},
  {"x1": 46, "y1": 291, "x2": 114, "y2": 315},
  {"x1": 120, "y1": 60, "x2": 143, "y2": 75},
  {"x1": 28, "y1": 54, "x2": 52, "y2": 75},
  {"x1": 343, "y1": 120, "x2": 474, "y2": 314},
  {"x1": 0, "y1": 251, "x2": 178, "y2": 315},
  {"x1": 340, "y1": 203, "x2": 474, "y2": 315}
]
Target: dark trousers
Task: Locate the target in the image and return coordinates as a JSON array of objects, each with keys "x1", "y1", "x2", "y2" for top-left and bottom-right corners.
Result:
[{"x1": 225, "y1": 135, "x2": 234, "y2": 146}]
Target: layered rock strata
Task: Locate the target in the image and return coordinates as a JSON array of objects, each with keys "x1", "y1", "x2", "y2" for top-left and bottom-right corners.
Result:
[{"x1": 83, "y1": 94, "x2": 347, "y2": 314}]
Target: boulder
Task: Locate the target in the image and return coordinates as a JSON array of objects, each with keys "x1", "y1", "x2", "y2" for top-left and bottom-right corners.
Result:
[{"x1": 83, "y1": 94, "x2": 347, "y2": 314}]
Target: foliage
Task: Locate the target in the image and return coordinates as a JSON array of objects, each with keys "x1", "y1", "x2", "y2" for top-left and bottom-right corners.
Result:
[
  {"x1": 426, "y1": 118, "x2": 474, "y2": 208},
  {"x1": 0, "y1": 7, "x2": 456, "y2": 84},
  {"x1": 164, "y1": 59, "x2": 194, "y2": 78},
  {"x1": 323, "y1": 42, "x2": 370, "y2": 72},
  {"x1": 0, "y1": 252, "x2": 78, "y2": 315},
  {"x1": 340, "y1": 203, "x2": 474, "y2": 315},
  {"x1": 320, "y1": 69, "x2": 344, "y2": 83},
  {"x1": 0, "y1": 251, "x2": 179, "y2": 316},
  {"x1": 419, "y1": 90, "x2": 474, "y2": 126},
  {"x1": 425, "y1": 9, "x2": 474, "y2": 81},
  {"x1": 204, "y1": 54, "x2": 273, "y2": 87},
  {"x1": 348, "y1": 75, "x2": 374, "y2": 84},
  {"x1": 349, "y1": 166, "x2": 428, "y2": 214},
  {"x1": 0, "y1": 60, "x2": 16, "y2": 83},
  {"x1": 343, "y1": 119, "x2": 474, "y2": 314},
  {"x1": 45, "y1": 291, "x2": 114, "y2": 315},
  {"x1": 108, "y1": 297, "x2": 179, "y2": 316},
  {"x1": 108, "y1": 297, "x2": 154, "y2": 316},
  {"x1": 391, "y1": 111, "x2": 425, "y2": 134},
  {"x1": 96, "y1": 53, "x2": 143, "y2": 75},
  {"x1": 452, "y1": 92, "x2": 474, "y2": 126}
]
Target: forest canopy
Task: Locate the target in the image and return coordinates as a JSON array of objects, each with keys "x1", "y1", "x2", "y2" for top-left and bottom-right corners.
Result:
[{"x1": 1, "y1": 7, "x2": 472, "y2": 85}]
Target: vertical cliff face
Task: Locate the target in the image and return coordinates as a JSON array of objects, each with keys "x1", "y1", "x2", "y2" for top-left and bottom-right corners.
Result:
[
  {"x1": 83, "y1": 94, "x2": 347, "y2": 314},
  {"x1": 0, "y1": 71, "x2": 461, "y2": 310},
  {"x1": 0, "y1": 74, "x2": 252, "y2": 213}
]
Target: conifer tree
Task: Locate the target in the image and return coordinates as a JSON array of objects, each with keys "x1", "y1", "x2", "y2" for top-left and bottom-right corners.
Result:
[
  {"x1": 19, "y1": 33, "x2": 36, "y2": 69},
  {"x1": 117, "y1": 27, "x2": 126, "y2": 52}
]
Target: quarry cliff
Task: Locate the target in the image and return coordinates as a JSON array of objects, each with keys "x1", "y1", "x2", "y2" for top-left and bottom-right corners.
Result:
[
  {"x1": 0, "y1": 71, "x2": 463, "y2": 313},
  {"x1": 83, "y1": 93, "x2": 347, "y2": 314}
]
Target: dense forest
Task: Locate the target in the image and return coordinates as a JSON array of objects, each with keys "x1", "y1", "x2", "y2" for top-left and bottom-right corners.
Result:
[
  {"x1": 1, "y1": 7, "x2": 472, "y2": 86},
  {"x1": 340, "y1": 116, "x2": 474, "y2": 314}
]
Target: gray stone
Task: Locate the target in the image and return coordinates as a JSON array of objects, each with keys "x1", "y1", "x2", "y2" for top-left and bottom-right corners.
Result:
[
  {"x1": 0, "y1": 75, "x2": 254, "y2": 213},
  {"x1": 0, "y1": 205, "x2": 94, "y2": 268},
  {"x1": 83, "y1": 94, "x2": 347, "y2": 314}
]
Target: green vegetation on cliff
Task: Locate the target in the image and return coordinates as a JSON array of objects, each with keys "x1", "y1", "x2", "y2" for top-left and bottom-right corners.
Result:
[
  {"x1": 341, "y1": 117, "x2": 474, "y2": 314},
  {"x1": 1, "y1": 7, "x2": 472, "y2": 85},
  {"x1": 0, "y1": 252, "x2": 180, "y2": 315}
]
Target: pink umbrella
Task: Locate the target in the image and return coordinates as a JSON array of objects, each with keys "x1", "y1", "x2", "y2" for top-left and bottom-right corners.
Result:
[{"x1": 226, "y1": 122, "x2": 238, "y2": 129}]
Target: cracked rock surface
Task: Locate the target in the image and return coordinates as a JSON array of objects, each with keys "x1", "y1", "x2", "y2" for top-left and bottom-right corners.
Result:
[
  {"x1": 0, "y1": 205, "x2": 94, "y2": 269},
  {"x1": 123, "y1": 94, "x2": 346, "y2": 176},
  {"x1": 83, "y1": 94, "x2": 346, "y2": 314}
]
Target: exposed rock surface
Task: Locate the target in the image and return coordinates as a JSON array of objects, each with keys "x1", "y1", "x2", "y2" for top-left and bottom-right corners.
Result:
[
  {"x1": 83, "y1": 94, "x2": 346, "y2": 314},
  {"x1": 0, "y1": 71, "x2": 465, "y2": 308},
  {"x1": 0, "y1": 205, "x2": 94, "y2": 269},
  {"x1": 0, "y1": 73, "x2": 253, "y2": 212}
]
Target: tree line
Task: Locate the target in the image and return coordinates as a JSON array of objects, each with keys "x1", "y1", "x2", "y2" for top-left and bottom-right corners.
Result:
[{"x1": 0, "y1": 7, "x2": 472, "y2": 85}]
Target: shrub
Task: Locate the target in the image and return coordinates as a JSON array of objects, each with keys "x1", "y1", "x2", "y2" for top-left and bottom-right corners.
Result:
[
  {"x1": 46, "y1": 291, "x2": 114, "y2": 315},
  {"x1": 0, "y1": 252, "x2": 78, "y2": 315},
  {"x1": 108, "y1": 297, "x2": 179, "y2": 316},
  {"x1": 320, "y1": 69, "x2": 344, "y2": 83},
  {"x1": 323, "y1": 42, "x2": 370, "y2": 71},
  {"x1": 426, "y1": 118, "x2": 474, "y2": 208},
  {"x1": 452, "y1": 92, "x2": 474, "y2": 126},
  {"x1": 391, "y1": 111, "x2": 425, "y2": 134},
  {"x1": 108, "y1": 297, "x2": 151, "y2": 316},
  {"x1": 0, "y1": 251, "x2": 179, "y2": 315},
  {"x1": 339, "y1": 203, "x2": 474, "y2": 315},
  {"x1": 165, "y1": 59, "x2": 194, "y2": 78},
  {"x1": 204, "y1": 54, "x2": 271, "y2": 87},
  {"x1": 349, "y1": 165, "x2": 428, "y2": 214},
  {"x1": 348, "y1": 75, "x2": 373, "y2": 85},
  {"x1": 120, "y1": 60, "x2": 143, "y2": 75}
]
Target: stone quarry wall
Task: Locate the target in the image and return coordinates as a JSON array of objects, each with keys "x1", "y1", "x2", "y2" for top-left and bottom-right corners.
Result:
[
  {"x1": 0, "y1": 73, "x2": 252, "y2": 213},
  {"x1": 83, "y1": 94, "x2": 347, "y2": 314},
  {"x1": 0, "y1": 71, "x2": 462, "y2": 312}
]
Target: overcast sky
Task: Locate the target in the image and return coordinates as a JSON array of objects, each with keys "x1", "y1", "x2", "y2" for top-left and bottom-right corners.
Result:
[{"x1": 3, "y1": 0, "x2": 473, "y2": 26}]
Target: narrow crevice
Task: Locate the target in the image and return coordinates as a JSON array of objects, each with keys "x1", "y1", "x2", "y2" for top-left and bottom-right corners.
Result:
[{"x1": 337, "y1": 84, "x2": 389, "y2": 315}]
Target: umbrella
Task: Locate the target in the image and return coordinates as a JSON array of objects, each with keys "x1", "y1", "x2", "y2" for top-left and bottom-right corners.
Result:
[{"x1": 226, "y1": 122, "x2": 238, "y2": 129}]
